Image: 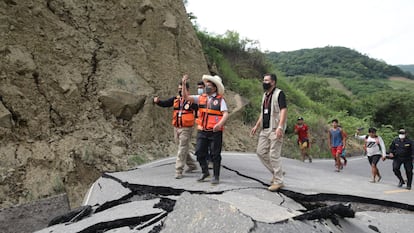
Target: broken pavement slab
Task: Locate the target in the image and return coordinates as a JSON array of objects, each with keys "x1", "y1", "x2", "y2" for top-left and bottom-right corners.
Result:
[
  {"x1": 336, "y1": 211, "x2": 414, "y2": 233},
  {"x1": 35, "y1": 199, "x2": 165, "y2": 233},
  {"x1": 161, "y1": 192, "x2": 255, "y2": 233},
  {"x1": 207, "y1": 190, "x2": 302, "y2": 223},
  {"x1": 83, "y1": 174, "x2": 133, "y2": 206},
  {"x1": 34, "y1": 153, "x2": 414, "y2": 233}
]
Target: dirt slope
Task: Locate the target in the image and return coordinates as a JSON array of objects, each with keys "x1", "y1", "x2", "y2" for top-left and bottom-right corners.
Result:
[{"x1": 0, "y1": 0, "x2": 257, "y2": 208}]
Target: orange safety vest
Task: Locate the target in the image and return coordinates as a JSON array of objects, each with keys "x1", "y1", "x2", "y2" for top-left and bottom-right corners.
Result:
[
  {"x1": 172, "y1": 96, "x2": 195, "y2": 128},
  {"x1": 196, "y1": 94, "x2": 224, "y2": 131}
]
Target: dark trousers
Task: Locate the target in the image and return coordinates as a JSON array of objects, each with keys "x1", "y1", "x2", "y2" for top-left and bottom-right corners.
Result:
[
  {"x1": 392, "y1": 156, "x2": 413, "y2": 187},
  {"x1": 195, "y1": 130, "x2": 222, "y2": 178}
]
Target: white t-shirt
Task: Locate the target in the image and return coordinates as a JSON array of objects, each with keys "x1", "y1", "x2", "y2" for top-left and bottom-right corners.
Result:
[{"x1": 355, "y1": 135, "x2": 386, "y2": 157}]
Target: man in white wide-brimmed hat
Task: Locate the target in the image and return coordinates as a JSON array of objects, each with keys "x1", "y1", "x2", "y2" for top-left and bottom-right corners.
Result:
[{"x1": 182, "y1": 74, "x2": 229, "y2": 185}]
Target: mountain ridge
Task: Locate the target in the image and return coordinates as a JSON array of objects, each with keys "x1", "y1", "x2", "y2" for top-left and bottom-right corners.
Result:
[{"x1": 266, "y1": 46, "x2": 413, "y2": 80}]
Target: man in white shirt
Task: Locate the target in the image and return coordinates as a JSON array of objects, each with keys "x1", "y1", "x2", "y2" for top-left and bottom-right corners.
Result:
[{"x1": 355, "y1": 127, "x2": 386, "y2": 183}]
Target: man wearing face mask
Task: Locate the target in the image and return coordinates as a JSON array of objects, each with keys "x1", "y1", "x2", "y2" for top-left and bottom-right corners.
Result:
[
  {"x1": 196, "y1": 81, "x2": 213, "y2": 169},
  {"x1": 251, "y1": 73, "x2": 287, "y2": 192},
  {"x1": 388, "y1": 128, "x2": 414, "y2": 190},
  {"x1": 182, "y1": 74, "x2": 229, "y2": 185},
  {"x1": 153, "y1": 81, "x2": 198, "y2": 179},
  {"x1": 197, "y1": 81, "x2": 205, "y2": 95}
]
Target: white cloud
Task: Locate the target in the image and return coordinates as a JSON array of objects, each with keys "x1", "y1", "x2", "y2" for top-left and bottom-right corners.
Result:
[{"x1": 186, "y1": 0, "x2": 414, "y2": 65}]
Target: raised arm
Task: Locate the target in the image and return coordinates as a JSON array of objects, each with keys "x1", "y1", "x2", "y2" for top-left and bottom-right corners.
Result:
[
  {"x1": 181, "y1": 74, "x2": 195, "y2": 103},
  {"x1": 354, "y1": 128, "x2": 363, "y2": 140}
]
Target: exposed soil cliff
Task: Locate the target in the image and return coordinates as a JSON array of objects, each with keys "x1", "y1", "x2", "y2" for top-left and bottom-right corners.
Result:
[{"x1": 0, "y1": 0, "x2": 257, "y2": 208}]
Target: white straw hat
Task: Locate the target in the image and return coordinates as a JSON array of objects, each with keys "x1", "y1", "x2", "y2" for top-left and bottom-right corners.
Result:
[{"x1": 202, "y1": 75, "x2": 224, "y2": 95}]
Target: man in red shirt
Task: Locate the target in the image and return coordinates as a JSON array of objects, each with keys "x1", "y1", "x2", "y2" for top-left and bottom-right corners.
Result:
[{"x1": 294, "y1": 117, "x2": 312, "y2": 163}]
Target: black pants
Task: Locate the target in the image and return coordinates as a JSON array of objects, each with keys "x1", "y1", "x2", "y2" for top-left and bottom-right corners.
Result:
[
  {"x1": 392, "y1": 156, "x2": 413, "y2": 187},
  {"x1": 195, "y1": 130, "x2": 222, "y2": 178}
]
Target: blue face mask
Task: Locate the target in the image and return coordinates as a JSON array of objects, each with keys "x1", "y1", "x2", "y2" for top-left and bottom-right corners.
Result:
[{"x1": 197, "y1": 88, "x2": 204, "y2": 95}]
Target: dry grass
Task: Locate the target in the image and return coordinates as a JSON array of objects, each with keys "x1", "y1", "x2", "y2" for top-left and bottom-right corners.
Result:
[
  {"x1": 326, "y1": 78, "x2": 353, "y2": 96},
  {"x1": 388, "y1": 76, "x2": 414, "y2": 82},
  {"x1": 386, "y1": 77, "x2": 414, "y2": 90}
]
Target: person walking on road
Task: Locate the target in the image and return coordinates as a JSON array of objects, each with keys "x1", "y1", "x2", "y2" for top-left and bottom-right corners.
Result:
[
  {"x1": 328, "y1": 119, "x2": 347, "y2": 172},
  {"x1": 355, "y1": 127, "x2": 387, "y2": 183},
  {"x1": 196, "y1": 81, "x2": 213, "y2": 169},
  {"x1": 153, "y1": 81, "x2": 198, "y2": 179},
  {"x1": 388, "y1": 128, "x2": 414, "y2": 190},
  {"x1": 182, "y1": 74, "x2": 229, "y2": 185},
  {"x1": 337, "y1": 125, "x2": 348, "y2": 166},
  {"x1": 294, "y1": 116, "x2": 312, "y2": 163},
  {"x1": 251, "y1": 73, "x2": 287, "y2": 192}
]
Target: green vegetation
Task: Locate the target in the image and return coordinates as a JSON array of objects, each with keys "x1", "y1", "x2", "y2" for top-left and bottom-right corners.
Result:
[
  {"x1": 398, "y1": 64, "x2": 414, "y2": 75},
  {"x1": 267, "y1": 46, "x2": 413, "y2": 79},
  {"x1": 53, "y1": 176, "x2": 66, "y2": 194},
  {"x1": 195, "y1": 29, "x2": 269, "y2": 122},
  {"x1": 269, "y1": 48, "x2": 414, "y2": 133},
  {"x1": 128, "y1": 154, "x2": 147, "y2": 166},
  {"x1": 385, "y1": 77, "x2": 414, "y2": 90},
  {"x1": 191, "y1": 17, "x2": 414, "y2": 158}
]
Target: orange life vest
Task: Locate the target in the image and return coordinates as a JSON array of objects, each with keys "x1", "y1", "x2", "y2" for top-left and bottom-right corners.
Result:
[
  {"x1": 172, "y1": 96, "x2": 195, "y2": 128},
  {"x1": 196, "y1": 94, "x2": 224, "y2": 131}
]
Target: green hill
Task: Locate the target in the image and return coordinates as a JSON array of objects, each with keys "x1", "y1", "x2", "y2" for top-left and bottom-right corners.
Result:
[
  {"x1": 264, "y1": 46, "x2": 414, "y2": 141},
  {"x1": 398, "y1": 64, "x2": 414, "y2": 75},
  {"x1": 266, "y1": 46, "x2": 414, "y2": 80},
  {"x1": 193, "y1": 29, "x2": 414, "y2": 157}
]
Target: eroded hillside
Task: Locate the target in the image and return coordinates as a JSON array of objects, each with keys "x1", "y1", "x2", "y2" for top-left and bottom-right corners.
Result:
[{"x1": 0, "y1": 0, "x2": 256, "y2": 208}]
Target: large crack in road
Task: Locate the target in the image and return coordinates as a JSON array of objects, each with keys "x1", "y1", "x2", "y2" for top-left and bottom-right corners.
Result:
[{"x1": 44, "y1": 165, "x2": 414, "y2": 233}]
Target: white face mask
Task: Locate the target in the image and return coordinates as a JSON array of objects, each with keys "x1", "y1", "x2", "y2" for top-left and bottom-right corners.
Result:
[
  {"x1": 399, "y1": 134, "x2": 406, "y2": 139},
  {"x1": 197, "y1": 88, "x2": 204, "y2": 95}
]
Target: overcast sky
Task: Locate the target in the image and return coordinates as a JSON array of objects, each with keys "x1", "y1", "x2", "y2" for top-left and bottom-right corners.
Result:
[{"x1": 186, "y1": 0, "x2": 413, "y2": 65}]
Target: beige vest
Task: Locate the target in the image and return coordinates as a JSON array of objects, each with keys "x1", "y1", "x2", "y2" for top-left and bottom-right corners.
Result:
[{"x1": 260, "y1": 88, "x2": 286, "y2": 130}]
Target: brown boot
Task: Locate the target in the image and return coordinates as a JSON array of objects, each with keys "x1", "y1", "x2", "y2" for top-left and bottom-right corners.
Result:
[{"x1": 268, "y1": 183, "x2": 284, "y2": 192}]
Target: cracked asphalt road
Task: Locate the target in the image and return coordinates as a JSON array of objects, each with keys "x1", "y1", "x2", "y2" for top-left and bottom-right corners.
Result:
[{"x1": 35, "y1": 152, "x2": 414, "y2": 233}]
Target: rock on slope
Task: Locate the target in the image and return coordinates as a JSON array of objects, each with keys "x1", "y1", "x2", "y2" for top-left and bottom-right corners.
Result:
[{"x1": 0, "y1": 0, "x2": 257, "y2": 208}]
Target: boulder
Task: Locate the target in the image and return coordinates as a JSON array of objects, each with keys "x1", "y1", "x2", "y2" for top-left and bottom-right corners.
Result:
[
  {"x1": 98, "y1": 89, "x2": 145, "y2": 120},
  {"x1": 0, "y1": 102, "x2": 13, "y2": 128}
]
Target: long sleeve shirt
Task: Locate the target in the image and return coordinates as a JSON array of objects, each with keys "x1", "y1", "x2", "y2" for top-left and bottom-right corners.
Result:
[
  {"x1": 389, "y1": 137, "x2": 414, "y2": 159},
  {"x1": 355, "y1": 135, "x2": 386, "y2": 158},
  {"x1": 157, "y1": 96, "x2": 198, "y2": 110}
]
